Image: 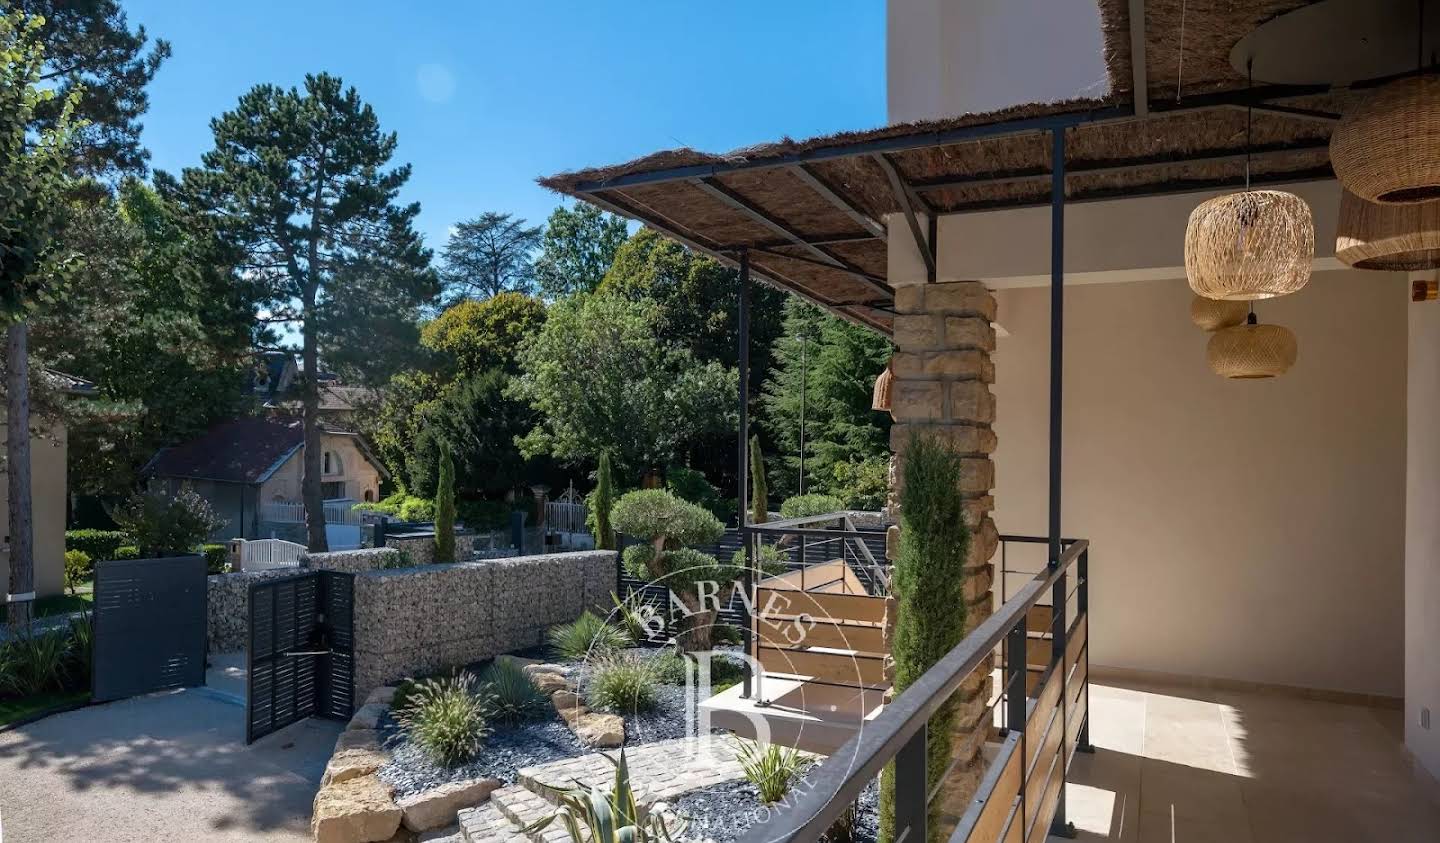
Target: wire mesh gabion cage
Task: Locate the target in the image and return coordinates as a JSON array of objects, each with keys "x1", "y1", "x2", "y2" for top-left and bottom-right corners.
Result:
[
  {"x1": 1185, "y1": 190, "x2": 1315, "y2": 301},
  {"x1": 1335, "y1": 188, "x2": 1440, "y2": 271},
  {"x1": 1330, "y1": 75, "x2": 1440, "y2": 206},
  {"x1": 1189, "y1": 295, "x2": 1249, "y2": 331},
  {"x1": 1206, "y1": 319, "x2": 1298, "y2": 379}
]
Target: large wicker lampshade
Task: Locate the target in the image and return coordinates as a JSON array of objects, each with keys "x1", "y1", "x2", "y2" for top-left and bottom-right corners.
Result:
[
  {"x1": 1185, "y1": 190, "x2": 1314, "y2": 301},
  {"x1": 871, "y1": 360, "x2": 894, "y2": 412},
  {"x1": 1206, "y1": 315, "x2": 1297, "y2": 379},
  {"x1": 1335, "y1": 189, "x2": 1440, "y2": 271},
  {"x1": 1330, "y1": 76, "x2": 1440, "y2": 205},
  {"x1": 1189, "y1": 295, "x2": 1249, "y2": 331}
]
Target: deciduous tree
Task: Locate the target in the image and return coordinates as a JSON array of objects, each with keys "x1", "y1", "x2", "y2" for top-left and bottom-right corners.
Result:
[
  {"x1": 534, "y1": 202, "x2": 628, "y2": 299},
  {"x1": 177, "y1": 73, "x2": 439, "y2": 550}
]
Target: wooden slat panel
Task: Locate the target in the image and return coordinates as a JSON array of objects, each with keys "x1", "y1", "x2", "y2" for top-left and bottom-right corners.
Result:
[
  {"x1": 1026, "y1": 669, "x2": 1062, "y2": 769},
  {"x1": 1067, "y1": 689, "x2": 1088, "y2": 759},
  {"x1": 963, "y1": 740, "x2": 1022, "y2": 843},
  {"x1": 757, "y1": 646, "x2": 888, "y2": 686},
  {"x1": 1067, "y1": 615, "x2": 1087, "y2": 670},
  {"x1": 1027, "y1": 604, "x2": 1052, "y2": 633},
  {"x1": 766, "y1": 618, "x2": 886, "y2": 653},
  {"x1": 1026, "y1": 708, "x2": 1063, "y2": 810},
  {"x1": 1026, "y1": 758, "x2": 1065, "y2": 843},
  {"x1": 758, "y1": 559, "x2": 848, "y2": 591},
  {"x1": 1005, "y1": 635, "x2": 1052, "y2": 668},
  {"x1": 757, "y1": 587, "x2": 888, "y2": 624},
  {"x1": 1003, "y1": 804, "x2": 1024, "y2": 843},
  {"x1": 1068, "y1": 654, "x2": 1087, "y2": 710}
]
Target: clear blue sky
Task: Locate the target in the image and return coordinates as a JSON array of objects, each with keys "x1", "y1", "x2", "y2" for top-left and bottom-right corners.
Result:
[{"x1": 125, "y1": 0, "x2": 887, "y2": 252}]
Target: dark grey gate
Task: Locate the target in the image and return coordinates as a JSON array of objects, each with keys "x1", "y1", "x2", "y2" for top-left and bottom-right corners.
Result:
[
  {"x1": 91, "y1": 555, "x2": 208, "y2": 703},
  {"x1": 246, "y1": 570, "x2": 355, "y2": 744}
]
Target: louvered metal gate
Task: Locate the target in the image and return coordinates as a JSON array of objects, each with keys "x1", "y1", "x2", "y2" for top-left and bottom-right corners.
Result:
[
  {"x1": 91, "y1": 555, "x2": 208, "y2": 702},
  {"x1": 245, "y1": 570, "x2": 355, "y2": 744}
]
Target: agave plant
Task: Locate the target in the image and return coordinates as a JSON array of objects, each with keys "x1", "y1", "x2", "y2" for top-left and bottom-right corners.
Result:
[{"x1": 524, "y1": 749, "x2": 684, "y2": 843}]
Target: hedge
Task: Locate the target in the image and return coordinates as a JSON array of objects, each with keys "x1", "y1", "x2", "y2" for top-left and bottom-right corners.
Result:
[{"x1": 64, "y1": 529, "x2": 131, "y2": 561}]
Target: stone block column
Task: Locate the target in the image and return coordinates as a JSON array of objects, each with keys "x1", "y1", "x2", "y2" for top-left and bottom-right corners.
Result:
[{"x1": 884, "y1": 277, "x2": 1000, "y2": 835}]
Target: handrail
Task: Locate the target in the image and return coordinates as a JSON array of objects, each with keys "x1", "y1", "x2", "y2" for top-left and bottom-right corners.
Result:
[{"x1": 736, "y1": 537, "x2": 1088, "y2": 842}]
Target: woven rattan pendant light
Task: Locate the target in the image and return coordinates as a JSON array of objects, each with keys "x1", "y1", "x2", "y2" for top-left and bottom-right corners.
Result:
[
  {"x1": 871, "y1": 359, "x2": 894, "y2": 412},
  {"x1": 1207, "y1": 312, "x2": 1297, "y2": 379},
  {"x1": 1335, "y1": 189, "x2": 1440, "y2": 271},
  {"x1": 1331, "y1": 74, "x2": 1440, "y2": 204},
  {"x1": 1190, "y1": 295, "x2": 1249, "y2": 331},
  {"x1": 1185, "y1": 63, "x2": 1314, "y2": 300}
]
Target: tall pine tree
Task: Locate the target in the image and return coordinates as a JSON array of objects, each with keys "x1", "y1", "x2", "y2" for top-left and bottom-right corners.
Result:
[{"x1": 177, "y1": 73, "x2": 438, "y2": 550}]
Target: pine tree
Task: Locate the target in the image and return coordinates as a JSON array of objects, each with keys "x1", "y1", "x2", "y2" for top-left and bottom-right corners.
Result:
[
  {"x1": 433, "y1": 444, "x2": 456, "y2": 563},
  {"x1": 178, "y1": 73, "x2": 438, "y2": 551},
  {"x1": 593, "y1": 451, "x2": 615, "y2": 551},
  {"x1": 748, "y1": 435, "x2": 768, "y2": 525}
]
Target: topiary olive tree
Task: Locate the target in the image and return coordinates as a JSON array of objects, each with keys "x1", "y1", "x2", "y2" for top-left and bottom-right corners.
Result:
[{"x1": 610, "y1": 489, "x2": 736, "y2": 651}]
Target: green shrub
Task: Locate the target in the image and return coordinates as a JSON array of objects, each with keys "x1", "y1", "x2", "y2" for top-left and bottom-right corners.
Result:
[
  {"x1": 665, "y1": 465, "x2": 729, "y2": 522},
  {"x1": 113, "y1": 545, "x2": 141, "y2": 560},
  {"x1": 434, "y1": 445, "x2": 457, "y2": 563},
  {"x1": 734, "y1": 739, "x2": 807, "y2": 804},
  {"x1": 456, "y1": 498, "x2": 510, "y2": 530},
  {"x1": 586, "y1": 654, "x2": 658, "y2": 714},
  {"x1": 1, "y1": 631, "x2": 72, "y2": 697},
  {"x1": 731, "y1": 542, "x2": 789, "y2": 577},
  {"x1": 648, "y1": 649, "x2": 687, "y2": 685},
  {"x1": 352, "y1": 492, "x2": 404, "y2": 516},
  {"x1": 399, "y1": 496, "x2": 435, "y2": 522},
  {"x1": 711, "y1": 623, "x2": 743, "y2": 646},
  {"x1": 65, "y1": 529, "x2": 130, "y2": 561},
  {"x1": 68, "y1": 613, "x2": 93, "y2": 688},
  {"x1": 64, "y1": 550, "x2": 92, "y2": 595},
  {"x1": 480, "y1": 659, "x2": 547, "y2": 725},
  {"x1": 200, "y1": 544, "x2": 229, "y2": 574},
  {"x1": 394, "y1": 672, "x2": 493, "y2": 767},
  {"x1": 609, "y1": 592, "x2": 652, "y2": 642},
  {"x1": 109, "y1": 488, "x2": 225, "y2": 556},
  {"x1": 749, "y1": 435, "x2": 768, "y2": 524},
  {"x1": 549, "y1": 611, "x2": 630, "y2": 661},
  {"x1": 592, "y1": 452, "x2": 615, "y2": 550},
  {"x1": 524, "y1": 749, "x2": 684, "y2": 842},
  {"x1": 709, "y1": 654, "x2": 746, "y2": 690},
  {"x1": 779, "y1": 493, "x2": 846, "y2": 520},
  {"x1": 830, "y1": 456, "x2": 890, "y2": 511}
]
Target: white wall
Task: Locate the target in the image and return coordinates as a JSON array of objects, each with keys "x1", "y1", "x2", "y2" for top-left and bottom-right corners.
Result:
[
  {"x1": 991, "y1": 273, "x2": 1408, "y2": 697},
  {"x1": 886, "y1": 0, "x2": 1109, "y2": 124},
  {"x1": 1406, "y1": 291, "x2": 1440, "y2": 777}
]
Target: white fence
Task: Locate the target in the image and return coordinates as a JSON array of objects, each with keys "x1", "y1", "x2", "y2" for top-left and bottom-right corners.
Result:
[
  {"x1": 239, "y1": 539, "x2": 307, "y2": 572},
  {"x1": 544, "y1": 500, "x2": 588, "y2": 535},
  {"x1": 260, "y1": 500, "x2": 363, "y2": 526}
]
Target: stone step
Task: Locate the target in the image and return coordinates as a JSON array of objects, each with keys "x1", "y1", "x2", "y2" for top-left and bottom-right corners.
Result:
[
  {"x1": 456, "y1": 802, "x2": 529, "y2": 843},
  {"x1": 488, "y1": 785, "x2": 570, "y2": 843}
]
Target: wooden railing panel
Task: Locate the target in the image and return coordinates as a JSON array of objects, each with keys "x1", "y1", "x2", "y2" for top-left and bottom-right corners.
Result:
[
  {"x1": 767, "y1": 619, "x2": 886, "y2": 653},
  {"x1": 1066, "y1": 689, "x2": 1087, "y2": 760},
  {"x1": 757, "y1": 588, "x2": 888, "y2": 624},
  {"x1": 1026, "y1": 668, "x2": 1062, "y2": 769},
  {"x1": 1025, "y1": 707, "x2": 1063, "y2": 811},
  {"x1": 756, "y1": 646, "x2": 888, "y2": 686},
  {"x1": 962, "y1": 739, "x2": 1022, "y2": 843},
  {"x1": 1027, "y1": 604, "x2": 1052, "y2": 633},
  {"x1": 1026, "y1": 757, "x2": 1065, "y2": 843},
  {"x1": 1067, "y1": 615, "x2": 1087, "y2": 671}
]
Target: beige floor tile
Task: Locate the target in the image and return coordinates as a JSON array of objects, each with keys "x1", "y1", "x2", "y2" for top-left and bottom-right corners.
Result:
[{"x1": 1136, "y1": 807, "x2": 1254, "y2": 843}]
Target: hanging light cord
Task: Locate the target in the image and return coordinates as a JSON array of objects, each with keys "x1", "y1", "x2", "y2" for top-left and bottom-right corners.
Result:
[
  {"x1": 1245, "y1": 59, "x2": 1253, "y2": 190},
  {"x1": 1176, "y1": 0, "x2": 1188, "y2": 102}
]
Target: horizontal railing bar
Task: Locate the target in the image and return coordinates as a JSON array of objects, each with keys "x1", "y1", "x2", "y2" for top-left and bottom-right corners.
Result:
[
  {"x1": 751, "y1": 526, "x2": 886, "y2": 540},
  {"x1": 738, "y1": 539, "x2": 1087, "y2": 842}
]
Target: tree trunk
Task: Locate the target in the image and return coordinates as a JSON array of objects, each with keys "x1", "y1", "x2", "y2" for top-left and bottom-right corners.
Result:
[
  {"x1": 676, "y1": 592, "x2": 715, "y2": 652},
  {"x1": 6, "y1": 322, "x2": 34, "y2": 632},
  {"x1": 300, "y1": 297, "x2": 328, "y2": 553}
]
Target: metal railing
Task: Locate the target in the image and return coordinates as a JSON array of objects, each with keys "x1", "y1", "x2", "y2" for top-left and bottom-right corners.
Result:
[
  {"x1": 239, "y1": 538, "x2": 307, "y2": 572},
  {"x1": 748, "y1": 511, "x2": 891, "y2": 596},
  {"x1": 260, "y1": 500, "x2": 363, "y2": 526},
  {"x1": 736, "y1": 536, "x2": 1091, "y2": 843}
]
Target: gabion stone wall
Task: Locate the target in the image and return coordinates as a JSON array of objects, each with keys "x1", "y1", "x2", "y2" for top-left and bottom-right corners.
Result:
[
  {"x1": 351, "y1": 551, "x2": 615, "y2": 702},
  {"x1": 207, "y1": 568, "x2": 305, "y2": 653},
  {"x1": 304, "y1": 547, "x2": 403, "y2": 574},
  {"x1": 383, "y1": 533, "x2": 477, "y2": 566}
]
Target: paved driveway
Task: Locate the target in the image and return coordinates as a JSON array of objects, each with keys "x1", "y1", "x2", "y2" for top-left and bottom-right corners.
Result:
[{"x1": 0, "y1": 688, "x2": 341, "y2": 842}]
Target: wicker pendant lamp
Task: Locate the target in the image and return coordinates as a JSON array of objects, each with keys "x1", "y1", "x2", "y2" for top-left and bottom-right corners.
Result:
[
  {"x1": 1335, "y1": 189, "x2": 1440, "y2": 271},
  {"x1": 871, "y1": 359, "x2": 894, "y2": 412},
  {"x1": 1331, "y1": 75, "x2": 1440, "y2": 205},
  {"x1": 1207, "y1": 313, "x2": 1297, "y2": 379},
  {"x1": 1190, "y1": 295, "x2": 1249, "y2": 331},
  {"x1": 1185, "y1": 190, "x2": 1315, "y2": 300}
]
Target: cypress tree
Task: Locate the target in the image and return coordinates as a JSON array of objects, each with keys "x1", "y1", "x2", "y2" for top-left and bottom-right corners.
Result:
[
  {"x1": 433, "y1": 443, "x2": 456, "y2": 563},
  {"x1": 594, "y1": 451, "x2": 615, "y2": 550},
  {"x1": 749, "y1": 435, "x2": 768, "y2": 524},
  {"x1": 879, "y1": 432, "x2": 971, "y2": 843}
]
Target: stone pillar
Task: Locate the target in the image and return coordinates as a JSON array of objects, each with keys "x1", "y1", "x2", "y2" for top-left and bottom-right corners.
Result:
[{"x1": 885, "y1": 278, "x2": 1000, "y2": 835}]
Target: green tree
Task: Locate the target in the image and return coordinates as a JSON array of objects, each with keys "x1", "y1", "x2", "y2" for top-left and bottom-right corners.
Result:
[
  {"x1": 534, "y1": 202, "x2": 628, "y2": 299},
  {"x1": 441, "y1": 211, "x2": 541, "y2": 300},
  {"x1": 593, "y1": 451, "x2": 615, "y2": 550},
  {"x1": 762, "y1": 297, "x2": 892, "y2": 498},
  {"x1": 177, "y1": 72, "x2": 439, "y2": 551},
  {"x1": 879, "y1": 433, "x2": 971, "y2": 843},
  {"x1": 405, "y1": 369, "x2": 537, "y2": 499},
  {"x1": 510, "y1": 293, "x2": 736, "y2": 480},
  {"x1": 1, "y1": 7, "x2": 84, "y2": 629},
  {"x1": 433, "y1": 443, "x2": 456, "y2": 563},
  {"x1": 420, "y1": 293, "x2": 545, "y2": 376},
  {"x1": 18, "y1": 0, "x2": 169, "y2": 180},
  {"x1": 749, "y1": 435, "x2": 768, "y2": 525}
]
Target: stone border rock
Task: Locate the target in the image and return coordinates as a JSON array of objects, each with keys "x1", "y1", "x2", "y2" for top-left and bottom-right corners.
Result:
[
  {"x1": 515, "y1": 659, "x2": 624, "y2": 750},
  {"x1": 312, "y1": 685, "x2": 501, "y2": 841}
]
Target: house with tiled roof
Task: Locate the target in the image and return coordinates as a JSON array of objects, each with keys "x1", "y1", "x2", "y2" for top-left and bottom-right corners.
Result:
[{"x1": 143, "y1": 416, "x2": 387, "y2": 543}]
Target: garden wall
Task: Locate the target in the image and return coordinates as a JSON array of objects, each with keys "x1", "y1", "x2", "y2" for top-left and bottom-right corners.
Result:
[
  {"x1": 383, "y1": 533, "x2": 477, "y2": 566},
  {"x1": 351, "y1": 550, "x2": 615, "y2": 703}
]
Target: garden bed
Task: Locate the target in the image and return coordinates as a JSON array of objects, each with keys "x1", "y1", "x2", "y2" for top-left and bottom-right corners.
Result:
[{"x1": 671, "y1": 776, "x2": 881, "y2": 843}]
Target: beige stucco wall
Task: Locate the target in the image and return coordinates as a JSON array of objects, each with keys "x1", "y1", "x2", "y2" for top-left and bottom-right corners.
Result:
[
  {"x1": 0, "y1": 416, "x2": 67, "y2": 598},
  {"x1": 990, "y1": 272, "x2": 1408, "y2": 697},
  {"x1": 260, "y1": 433, "x2": 380, "y2": 504},
  {"x1": 1406, "y1": 289, "x2": 1440, "y2": 778},
  {"x1": 886, "y1": 0, "x2": 1108, "y2": 124}
]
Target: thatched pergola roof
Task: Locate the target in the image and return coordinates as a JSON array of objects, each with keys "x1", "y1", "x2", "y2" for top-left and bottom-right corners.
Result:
[{"x1": 540, "y1": 1, "x2": 1358, "y2": 336}]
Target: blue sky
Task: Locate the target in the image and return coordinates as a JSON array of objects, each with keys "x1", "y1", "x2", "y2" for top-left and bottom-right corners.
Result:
[{"x1": 125, "y1": 0, "x2": 887, "y2": 252}]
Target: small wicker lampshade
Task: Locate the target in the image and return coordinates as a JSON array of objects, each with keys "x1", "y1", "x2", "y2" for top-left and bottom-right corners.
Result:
[
  {"x1": 1335, "y1": 189, "x2": 1440, "y2": 271},
  {"x1": 871, "y1": 360, "x2": 894, "y2": 412},
  {"x1": 1331, "y1": 75, "x2": 1440, "y2": 205},
  {"x1": 1206, "y1": 316, "x2": 1297, "y2": 379},
  {"x1": 1185, "y1": 190, "x2": 1314, "y2": 301},
  {"x1": 1189, "y1": 295, "x2": 1249, "y2": 331}
]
